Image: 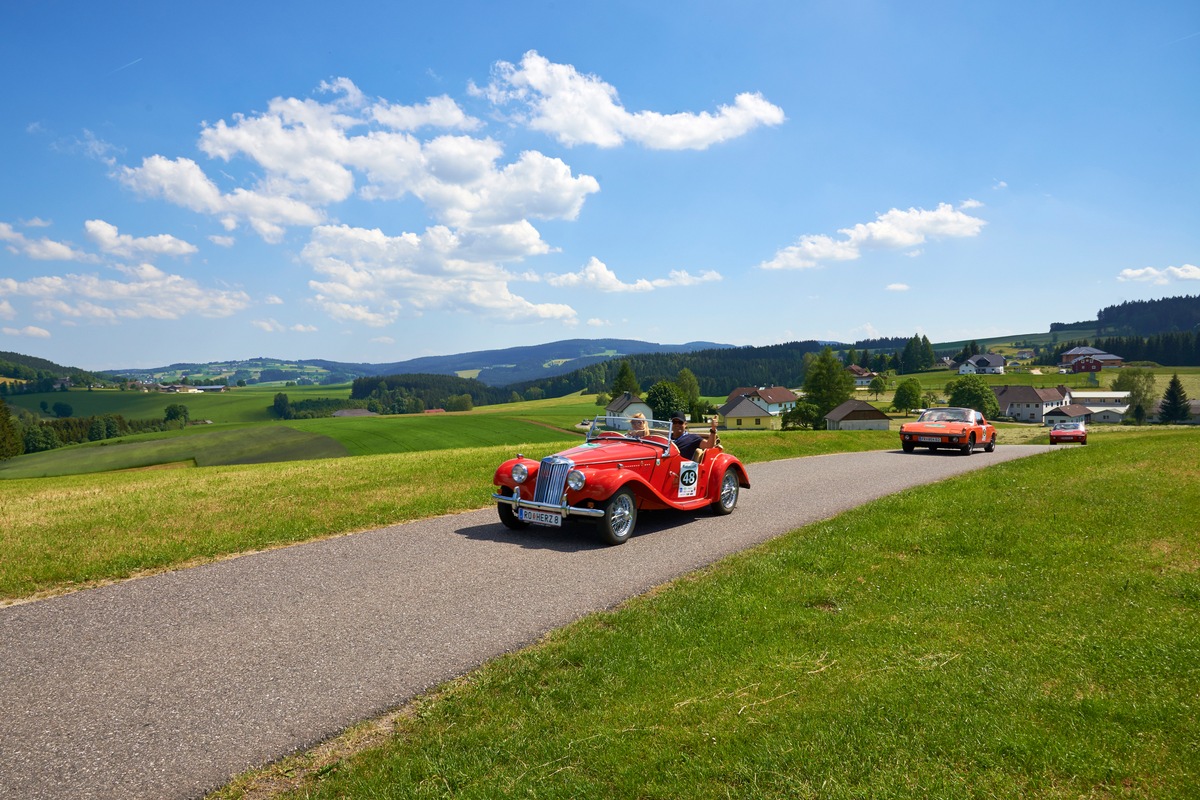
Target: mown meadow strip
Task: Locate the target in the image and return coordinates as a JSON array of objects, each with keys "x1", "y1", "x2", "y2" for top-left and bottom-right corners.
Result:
[{"x1": 241, "y1": 430, "x2": 1200, "y2": 799}]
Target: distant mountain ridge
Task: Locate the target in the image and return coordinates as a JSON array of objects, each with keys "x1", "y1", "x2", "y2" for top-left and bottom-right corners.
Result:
[
  {"x1": 371, "y1": 338, "x2": 732, "y2": 385},
  {"x1": 102, "y1": 339, "x2": 734, "y2": 386}
]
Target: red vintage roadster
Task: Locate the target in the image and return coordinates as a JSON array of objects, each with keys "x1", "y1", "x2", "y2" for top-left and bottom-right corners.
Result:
[{"x1": 493, "y1": 414, "x2": 750, "y2": 545}]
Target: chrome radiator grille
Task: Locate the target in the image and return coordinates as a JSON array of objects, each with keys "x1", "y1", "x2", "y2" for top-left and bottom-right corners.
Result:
[{"x1": 533, "y1": 456, "x2": 573, "y2": 505}]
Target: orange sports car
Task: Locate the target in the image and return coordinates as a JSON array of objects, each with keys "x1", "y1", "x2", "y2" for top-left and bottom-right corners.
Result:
[{"x1": 899, "y1": 407, "x2": 997, "y2": 455}]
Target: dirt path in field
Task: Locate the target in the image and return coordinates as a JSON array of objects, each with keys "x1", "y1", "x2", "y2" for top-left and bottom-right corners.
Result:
[{"x1": 0, "y1": 445, "x2": 1055, "y2": 800}]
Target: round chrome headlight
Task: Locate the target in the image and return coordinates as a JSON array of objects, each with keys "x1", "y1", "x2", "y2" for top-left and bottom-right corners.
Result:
[
  {"x1": 511, "y1": 463, "x2": 528, "y2": 483},
  {"x1": 566, "y1": 469, "x2": 586, "y2": 491}
]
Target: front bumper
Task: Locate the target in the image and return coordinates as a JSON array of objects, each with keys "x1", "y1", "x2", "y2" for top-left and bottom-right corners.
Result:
[{"x1": 492, "y1": 489, "x2": 606, "y2": 520}]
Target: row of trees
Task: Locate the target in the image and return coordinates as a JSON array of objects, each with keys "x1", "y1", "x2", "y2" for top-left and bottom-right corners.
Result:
[{"x1": 0, "y1": 400, "x2": 192, "y2": 458}]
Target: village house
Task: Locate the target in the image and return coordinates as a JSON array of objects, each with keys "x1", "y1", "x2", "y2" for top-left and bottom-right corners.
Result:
[
  {"x1": 992, "y1": 385, "x2": 1068, "y2": 423},
  {"x1": 958, "y1": 353, "x2": 1006, "y2": 375},
  {"x1": 724, "y1": 386, "x2": 799, "y2": 415},
  {"x1": 844, "y1": 364, "x2": 879, "y2": 388},
  {"x1": 603, "y1": 391, "x2": 653, "y2": 429},
  {"x1": 1058, "y1": 346, "x2": 1123, "y2": 370},
  {"x1": 1044, "y1": 404, "x2": 1094, "y2": 425},
  {"x1": 824, "y1": 399, "x2": 891, "y2": 431},
  {"x1": 716, "y1": 394, "x2": 779, "y2": 430}
]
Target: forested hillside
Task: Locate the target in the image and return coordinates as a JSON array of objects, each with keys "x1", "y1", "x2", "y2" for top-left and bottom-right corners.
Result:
[
  {"x1": 1097, "y1": 295, "x2": 1200, "y2": 335},
  {"x1": 0, "y1": 351, "x2": 106, "y2": 390}
]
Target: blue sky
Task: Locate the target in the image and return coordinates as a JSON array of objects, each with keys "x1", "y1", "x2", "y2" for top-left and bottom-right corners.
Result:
[{"x1": 2, "y1": 2, "x2": 1197, "y2": 371}]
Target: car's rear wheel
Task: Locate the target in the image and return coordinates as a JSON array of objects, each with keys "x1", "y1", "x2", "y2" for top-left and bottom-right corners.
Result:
[
  {"x1": 496, "y1": 487, "x2": 528, "y2": 530},
  {"x1": 984, "y1": 434, "x2": 996, "y2": 453},
  {"x1": 960, "y1": 434, "x2": 975, "y2": 455},
  {"x1": 598, "y1": 488, "x2": 637, "y2": 545},
  {"x1": 712, "y1": 467, "x2": 739, "y2": 515}
]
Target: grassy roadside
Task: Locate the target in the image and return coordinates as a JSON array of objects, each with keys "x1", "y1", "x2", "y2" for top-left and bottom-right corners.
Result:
[
  {"x1": 0, "y1": 428, "x2": 894, "y2": 602},
  {"x1": 217, "y1": 430, "x2": 1200, "y2": 799}
]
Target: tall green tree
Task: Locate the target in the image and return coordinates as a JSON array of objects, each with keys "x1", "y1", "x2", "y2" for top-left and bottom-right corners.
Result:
[
  {"x1": 164, "y1": 403, "x2": 190, "y2": 424},
  {"x1": 892, "y1": 378, "x2": 923, "y2": 415},
  {"x1": 1158, "y1": 374, "x2": 1192, "y2": 423},
  {"x1": 676, "y1": 368, "x2": 701, "y2": 408},
  {"x1": 0, "y1": 400, "x2": 22, "y2": 459},
  {"x1": 1110, "y1": 368, "x2": 1156, "y2": 422},
  {"x1": 802, "y1": 347, "x2": 855, "y2": 422},
  {"x1": 645, "y1": 380, "x2": 687, "y2": 420},
  {"x1": 945, "y1": 374, "x2": 1001, "y2": 419},
  {"x1": 781, "y1": 401, "x2": 822, "y2": 430},
  {"x1": 610, "y1": 361, "x2": 640, "y2": 397},
  {"x1": 920, "y1": 335, "x2": 936, "y2": 370},
  {"x1": 868, "y1": 374, "x2": 888, "y2": 400}
]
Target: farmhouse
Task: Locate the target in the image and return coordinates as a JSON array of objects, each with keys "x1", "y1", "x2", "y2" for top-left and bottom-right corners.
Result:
[
  {"x1": 716, "y1": 395, "x2": 779, "y2": 430},
  {"x1": 724, "y1": 386, "x2": 799, "y2": 415},
  {"x1": 1059, "y1": 346, "x2": 1123, "y2": 370},
  {"x1": 824, "y1": 399, "x2": 890, "y2": 431},
  {"x1": 958, "y1": 354, "x2": 1006, "y2": 375},
  {"x1": 1044, "y1": 404, "x2": 1093, "y2": 425},
  {"x1": 604, "y1": 392, "x2": 653, "y2": 429},
  {"x1": 992, "y1": 385, "x2": 1068, "y2": 423},
  {"x1": 844, "y1": 364, "x2": 878, "y2": 388}
]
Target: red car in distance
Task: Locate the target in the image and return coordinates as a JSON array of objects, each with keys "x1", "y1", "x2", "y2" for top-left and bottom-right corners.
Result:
[
  {"x1": 1049, "y1": 421, "x2": 1088, "y2": 445},
  {"x1": 493, "y1": 414, "x2": 750, "y2": 545}
]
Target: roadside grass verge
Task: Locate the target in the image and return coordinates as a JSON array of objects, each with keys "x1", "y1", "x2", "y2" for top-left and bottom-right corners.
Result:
[
  {"x1": 224, "y1": 431, "x2": 1200, "y2": 799},
  {"x1": 0, "y1": 428, "x2": 898, "y2": 602}
]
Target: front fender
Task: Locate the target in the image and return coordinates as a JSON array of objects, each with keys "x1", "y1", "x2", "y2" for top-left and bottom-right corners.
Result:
[{"x1": 705, "y1": 453, "x2": 750, "y2": 498}]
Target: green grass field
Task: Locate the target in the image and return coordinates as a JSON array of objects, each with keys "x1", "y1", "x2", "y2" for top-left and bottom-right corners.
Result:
[{"x1": 207, "y1": 429, "x2": 1200, "y2": 799}]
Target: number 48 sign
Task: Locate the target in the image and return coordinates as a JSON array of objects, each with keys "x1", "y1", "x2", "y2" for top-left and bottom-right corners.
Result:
[{"x1": 678, "y1": 461, "x2": 699, "y2": 498}]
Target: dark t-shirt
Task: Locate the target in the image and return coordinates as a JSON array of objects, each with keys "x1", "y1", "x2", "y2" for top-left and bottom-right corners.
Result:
[{"x1": 673, "y1": 432, "x2": 703, "y2": 460}]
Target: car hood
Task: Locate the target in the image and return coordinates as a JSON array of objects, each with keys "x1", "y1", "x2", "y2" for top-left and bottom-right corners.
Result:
[
  {"x1": 900, "y1": 421, "x2": 974, "y2": 433},
  {"x1": 550, "y1": 438, "x2": 665, "y2": 466}
]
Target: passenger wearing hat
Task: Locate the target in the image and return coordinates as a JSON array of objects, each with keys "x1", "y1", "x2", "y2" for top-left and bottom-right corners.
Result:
[{"x1": 669, "y1": 411, "x2": 718, "y2": 460}]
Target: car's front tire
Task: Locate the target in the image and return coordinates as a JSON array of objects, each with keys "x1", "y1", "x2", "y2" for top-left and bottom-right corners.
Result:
[
  {"x1": 496, "y1": 487, "x2": 529, "y2": 530},
  {"x1": 960, "y1": 434, "x2": 975, "y2": 455},
  {"x1": 598, "y1": 488, "x2": 637, "y2": 545},
  {"x1": 984, "y1": 435, "x2": 996, "y2": 453},
  {"x1": 712, "y1": 467, "x2": 739, "y2": 515},
  {"x1": 902, "y1": 441, "x2": 915, "y2": 453}
]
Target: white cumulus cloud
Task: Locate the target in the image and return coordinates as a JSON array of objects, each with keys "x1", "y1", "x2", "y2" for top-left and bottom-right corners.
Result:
[
  {"x1": 2, "y1": 325, "x2": 50, "y2": 338},
  {"x1": 478, "y1": 50, "x2": 785, "y2": 150},
  {"x1": 84, "y1": 219, "x2": 198, "y2": 258},
  {"x1": 547, "y1": 258, "x2": 721, "y2": 293},
  {"x1": 1, "y1": 265, "x2": 250, "y2": 322},
  {"x1": 1116, "y1": 264, "x2": 1200, "y2": 284},
  {"x1": 301, "y1": 223, "x2": 575, "y2": 326},
  {"x1": 0, "y1": 222, "x2": 96, "y2": 262},
  {"x1": 886, "y1": 283, "x2": 910, "y2": 291},
  {"x1": 759, "y1": 201, "x2": 986, "y2": 270}
]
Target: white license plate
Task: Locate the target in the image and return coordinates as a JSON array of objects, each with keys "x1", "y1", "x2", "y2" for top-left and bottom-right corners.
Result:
[
  {"x1": 519, "y1": 508, "x2": 562, "y2": 527},
  {"x1": 918, "y1": 436, "x2": 942, "y2": 443}
]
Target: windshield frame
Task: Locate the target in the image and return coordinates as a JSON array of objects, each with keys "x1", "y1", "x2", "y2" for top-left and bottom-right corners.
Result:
[{"x1": 588, "y1": 414, "x2": 672, "y2": 453}]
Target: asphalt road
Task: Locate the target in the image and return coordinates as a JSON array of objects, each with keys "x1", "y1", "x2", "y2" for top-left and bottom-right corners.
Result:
[{"x1": 0, "y1": 445, "x2": 1054, "y2": 799}]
